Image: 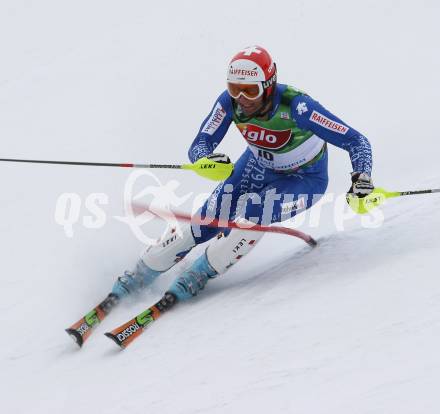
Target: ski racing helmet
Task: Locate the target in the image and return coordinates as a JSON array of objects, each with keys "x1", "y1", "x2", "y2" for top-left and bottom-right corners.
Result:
[{"x1": 227, "y1": 45, "x2": 277, "y2": 102}]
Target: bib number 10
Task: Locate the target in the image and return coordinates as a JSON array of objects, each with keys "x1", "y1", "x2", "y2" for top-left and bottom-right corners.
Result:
[{"x1": 258, "y1": 149, "x2": 274, "y2": 161}]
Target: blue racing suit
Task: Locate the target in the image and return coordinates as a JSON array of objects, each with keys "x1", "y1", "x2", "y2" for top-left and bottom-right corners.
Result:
[{"x1": 189, "y1": 83, "x2": 372, "y2": 243}]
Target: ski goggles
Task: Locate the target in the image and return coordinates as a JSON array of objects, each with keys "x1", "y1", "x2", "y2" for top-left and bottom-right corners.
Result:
[{"x1": 227, "y1": 82, "x2": 264, "y2": 100}]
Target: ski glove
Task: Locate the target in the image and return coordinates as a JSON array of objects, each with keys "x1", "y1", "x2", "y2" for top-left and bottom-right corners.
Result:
[
  {"x1": 349, "y1": 172, "x2": 374, "y2": 198},
  {"x1": 205, "y1": 153, "x2": 231, "y2": 165}
]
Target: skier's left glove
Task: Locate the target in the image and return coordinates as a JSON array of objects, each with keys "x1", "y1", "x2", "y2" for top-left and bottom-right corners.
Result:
[{"x1": 348, "y1": 172, "x2": 374, "y2": 198}]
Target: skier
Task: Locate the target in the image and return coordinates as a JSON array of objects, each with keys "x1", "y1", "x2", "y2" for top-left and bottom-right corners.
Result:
[{"x1": 106, "y1": 45, "x2": 374, "y2": 311}]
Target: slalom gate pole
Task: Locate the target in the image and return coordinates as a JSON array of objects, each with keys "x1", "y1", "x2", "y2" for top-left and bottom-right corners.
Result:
[{"x1": 132, "y1": 204, "x2": 318, "y2": 247}]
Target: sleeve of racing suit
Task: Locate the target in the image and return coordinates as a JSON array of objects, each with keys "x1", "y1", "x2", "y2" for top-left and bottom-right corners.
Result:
[
  {"x1": 291, "y1": 94, "x2": 373, "y2": 175},
  {"x1": 188, "y1": 91, "x2": 234, "y2": 163}
]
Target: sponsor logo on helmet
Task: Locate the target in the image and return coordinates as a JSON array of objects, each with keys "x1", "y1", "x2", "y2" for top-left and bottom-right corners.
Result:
[
  {"x1": 202, "y1": 102, "x2": 226, "y2": 136},
  {"x1": 238, "y1": 124, "x2": 292, "y2": 150},
  {"x1": 228, "y1": 67, "x2": 259, "y2": 77},
  {"x1": 309, "y1": 110, "x2": 349, "y2": 135},
  {"x1": 241, "y1": 46, "x2": 262, "y2": 56},
  {"x1": 262, "y1": 73, "x2": 277, "y2": 89}
]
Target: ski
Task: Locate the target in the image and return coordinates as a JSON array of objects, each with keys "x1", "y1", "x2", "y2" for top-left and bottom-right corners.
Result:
[
  {"x1": 105, "y1": 292, "x2": 177, "y2": 349},
  {"x1": 65, "y1": 293, "x2": 119, "y2": 347}
]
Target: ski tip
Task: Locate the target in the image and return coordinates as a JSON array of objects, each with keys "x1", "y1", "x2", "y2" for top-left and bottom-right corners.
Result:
[
  {"x1": 307, "y1": 237, "x2": 318, "y2": 247},
  {"x1": 104, "y1": 332, "x2": 125, "y2": 349},
  {"x1": 65, "y1": 328, "x2": 84, "y2": 348}
]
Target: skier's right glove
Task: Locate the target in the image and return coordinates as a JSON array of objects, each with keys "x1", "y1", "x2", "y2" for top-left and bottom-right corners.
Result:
[
  {"x1": 348, "y1": 172, "x2": 374, "y2": 198},
  {"x1": 205, "y1": 153, "x2": 232, "y2": 165}
]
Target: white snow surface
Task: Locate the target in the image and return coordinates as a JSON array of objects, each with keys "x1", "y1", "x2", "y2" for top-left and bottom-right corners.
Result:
[{"x1": 1, "y1": 1, "x2": 440, "y2": 413}]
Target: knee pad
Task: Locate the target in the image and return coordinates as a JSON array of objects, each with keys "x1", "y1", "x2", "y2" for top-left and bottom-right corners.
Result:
[
  {"x1": 141, "y1": 223, "x2": 196, "y2": 272},
  {"x1": 206, "y1": 228, "x2": 264, "y2": 274}
]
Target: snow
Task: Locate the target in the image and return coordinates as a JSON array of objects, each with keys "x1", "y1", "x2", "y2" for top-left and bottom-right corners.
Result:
[{"x1": 1, "y1": 1, "x2": 440, "y2": 413}]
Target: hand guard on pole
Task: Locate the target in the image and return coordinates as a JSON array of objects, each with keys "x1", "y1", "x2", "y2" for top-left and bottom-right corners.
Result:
[{"x1": 183, "y1": 153, "x2": 234, "y2": 181}]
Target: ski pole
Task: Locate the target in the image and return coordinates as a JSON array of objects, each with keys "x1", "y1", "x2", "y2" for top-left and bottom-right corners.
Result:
[
  {"x1": 396, "y1": 189, "x2": 440, "y2": 196},
  {"x1": 0, "y1": 157, "x2": 234, "y2": 181},
  {"x1": 347, "y1": 187, "x2": 440, "y2": 214}
]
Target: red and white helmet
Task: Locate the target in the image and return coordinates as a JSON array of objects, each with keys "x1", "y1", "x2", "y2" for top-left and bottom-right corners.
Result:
[{"x1": 227, "y1": 45, "x2": 277, "y2": 101}]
